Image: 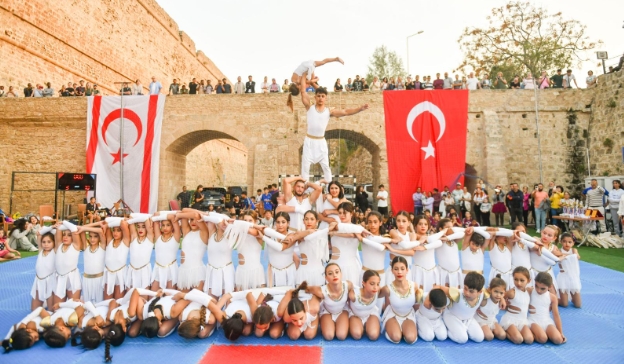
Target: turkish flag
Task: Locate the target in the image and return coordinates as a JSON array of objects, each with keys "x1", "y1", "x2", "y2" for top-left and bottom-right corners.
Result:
[
  {"x1": 86, "y1": 95, "x2": 165, "y2": 213},
  {"x1": 383, "y1": 91, "x2": 469, "y2": 213}
]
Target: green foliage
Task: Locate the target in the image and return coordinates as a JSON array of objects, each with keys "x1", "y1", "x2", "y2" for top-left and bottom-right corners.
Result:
[
  {"x1": 565, "y1": 110, "x2": 587, "y2": 198},
  {"x1": 457, "y1": 1, "x2": 602, "y2": 76},
  {"x1": 603, "y1": 138, "x2": 614, "y2": 149},
  {"x1": 366, "y1": 45, "x2": 407, "y2": 84},
  {"x1": 607, "y1": 99, "x2": 617, "y2": 108}
]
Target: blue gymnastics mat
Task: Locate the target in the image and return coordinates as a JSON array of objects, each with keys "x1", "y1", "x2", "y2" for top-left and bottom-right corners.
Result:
[{"x1": 1, "y1": 250, "x2": 623, "y2": 364}]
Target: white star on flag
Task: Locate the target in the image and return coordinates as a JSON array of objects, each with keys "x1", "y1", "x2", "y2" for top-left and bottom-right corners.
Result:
[{"x1": 421, "y1": 140, "x2": 435, "y2": 160}]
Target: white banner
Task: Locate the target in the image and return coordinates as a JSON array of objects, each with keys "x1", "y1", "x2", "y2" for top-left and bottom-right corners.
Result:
[{"x1": 86, "y1": 95, "x2": 165, "y2": 213}]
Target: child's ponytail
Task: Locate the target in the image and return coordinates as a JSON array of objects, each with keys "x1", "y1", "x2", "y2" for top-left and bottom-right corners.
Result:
[
  {"x1": 104, "y1": 331, "x2": 114, "y2": 362},
  {"x1": 287, "y1": 281, "x2": 308, "y2": 316}
]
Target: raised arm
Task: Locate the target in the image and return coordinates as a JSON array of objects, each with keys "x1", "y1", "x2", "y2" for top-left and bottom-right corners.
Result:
[
  {"x1": 300, "y1": 77, "x2": 311, "y2": 110},
  {"x1": 283, "y1": 176, "x2": 302, "y2": 201},
  {"x1": 330, "y1": 103, "x2": 369, "y2": 118}
]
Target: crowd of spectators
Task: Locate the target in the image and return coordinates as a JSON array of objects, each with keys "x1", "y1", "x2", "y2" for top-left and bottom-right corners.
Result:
[{"x1": 2, "y1": 63, "x2": 615, "y2": 98}]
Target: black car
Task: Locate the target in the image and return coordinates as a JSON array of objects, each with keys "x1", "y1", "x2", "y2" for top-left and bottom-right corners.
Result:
[{"x1": 198, "y1": 187, "x2": 226, "y2": 210}]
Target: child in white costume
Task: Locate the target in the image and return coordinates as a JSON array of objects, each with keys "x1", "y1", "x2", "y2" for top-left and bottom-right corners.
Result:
[
  {"x1": 126, "y1": 213, "x2": 155, "y2": 290},
  {"x1": 31, "y1": 227, "x2": 57, "y2": 310},
  {"x1": 176, "y1": 210, "x2": 209, "y2": 291},
  {"x1": 102, "y1": 217, "x2": 131, "y2": 300},
  {"x1": 53, "y1": 221, "x2": 83, "y2": 305},
  {"x1": 150, "y1": 212, "x2": 181, "y2": 291},
  {"x1": 557, "y1": 233, "x2": 582, "y2": 308},
  {"x1": 79, "y1": 223, "x2": 106, "y2": 303}
]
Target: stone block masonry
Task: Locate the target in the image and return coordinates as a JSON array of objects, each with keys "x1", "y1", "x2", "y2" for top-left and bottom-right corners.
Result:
[
  {"x1": 1, "y1": 84, "x2": 607, "y2": 214},
  {"x1": 0, "y1": 0, "x2": 226, "y2": 96}
]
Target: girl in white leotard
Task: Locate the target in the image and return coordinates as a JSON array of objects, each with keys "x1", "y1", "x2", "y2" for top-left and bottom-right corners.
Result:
[
  {"x1": 31, "y1": 227, "x2": 57, "y2": 310},
  {"x1": 277, "y1": 281, "x2": 321, "y2": 341},
  {"x1": 102, "y1": 218, "x2": 131, "y2": 300},
  {"x1": 529, "y1": 225, "x2": 562, "y2": 298},
  {"x1": 328, "y1": 202, "x2": 363, "y2": 284},
  {"x1": 358, "y1": 212, "x2": 390, "y2": 288},
  {"x1": 248, "y1": 291, "x2": 286, "y2": 339},
  {"x1": 307, "y1": 263, "x2": 353, "y2": 341},
  {"x1": 475, "y1": 275, "x2": 507, "y2": 341},
  {"x1": 511, "y1": 223, "x2": 532, "y2": 272},
  {"x1": 150, "y1": 212, "x2": 181, "y2": 291},
  {"x1": 500, "y1": 267, "x2": 534, "y2": 345},
  {"x1": 386, "y1": 215, "x2": 441, "y2": 293},
  {"x1": 79, "y1": 223, "x2": 106, "y2": 304},
  {"x1": 204, "y1": 215, "x2": 235, "y2": 297},
  {"x1": 460, "y1": 228, "x2": 486, "y2": 281},
  {"x1": 487, "y1": 229, "x2": 514, "y2": 290},
  {"x1": 53, "y1": 221, "x2": 83, "y2": 306},
  {"x1": 557, "y1": 233, "x2": 582, "y2": 308},
  {"x1": 318, "y1": 181, "x2": 347, "y2": 229},
  {"x1": 176, "y1": 210, "x2": 209, "y2": 291},
  {"x1": 175, "y1": 289, "x2": 217, "y2": 339},
  {"x1": 230, "y1": 212, "x2": 265, "y2": 291},
  {"x1": 2, "y1": 307, "x2": 50, "y2": 352},
  {"x1": 434, "y1": 219, "x2": 463, "y2": 289},
  {"x1": 42, "y1": 300, "x2": 85, "y2": 348},
  {"x1": 262, "y1": 212, "x2": 297, "y2": 287},
  {"x1": 347, "y1": 269, "x2": 382, "y2": 341},
  {"x1": 291, "y1": 211, "x2": 334, "y2": 286},
  {"x1": 126, "y1": 214, "x2": 154, "y2": 291},
  {"x1": 378, "y1": 256, "x2": 420, "y2": 344},
  {"x1": 133, "y1": 289, "x2": 191, "y2": 339},
  {"x1": 529, "y1": 272, "x2": 565, "y2": 345}
]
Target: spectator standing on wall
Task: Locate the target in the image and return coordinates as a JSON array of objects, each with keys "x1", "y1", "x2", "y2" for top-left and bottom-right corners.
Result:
[
  {"x1": 0, "y1": 85, "x2": 4, "y2": 97},
  {"x1": 452, "y1": 74, "x2": 462, "y2": 90},
  {"x1": 480, "y1": 73, "x2": 491, "y2": 89},
  {"x1": 133, "y1": 79, "x2": 144, "y2": 95},
  {"x1": 352, "y1": 75, "x2": 363, "y2": 91},
  {"x1": 433, "y1": 73, "x2": 444, "y2": 89},
  {"x1": 120, "y1": 82, "x2": 132, "y2": 95},
  {"x1": 370, "y1": 76, "x2": 381, "y2": 91},
  {"x1": 245, "y1": 75, "x2": 256, "y2": 93},
  {"x1": 24, "y1": 83, "x2": 34, "y2": 97},
  {"x1": 189, "y1": 78, "x2": 198, "y2": 94},
  {"x1": 33, "y1": 84, "x2": 44, "y2": 97},
  {"x1": 413, "y1": 75, "x2": 424, "y2": 90},
  {"x1": 180, "y1": 84, "x2": 189, "y2": 94},
  {"x1": 6, "y1": 86, "x2": 18, "y2": 97},
  {"x1": 168, "y1": 78, "x2": 179, "y2": 95},
  {"x1": 423, "y1": 76, "x2": 434, "y2": 90},
  {"x1": 197, "y1": 80, "x2": 205, "y2": 95},
  {"x1": 586, "y1": 71, "x2": 597, "y2": 88},
  {"x1": 443, "y1": 72, "x2": 453, "y2": 89},
  {"x1": 550, "y1": 69, "x2": 564, "y2": 88},
  {"x1": 563, "y1": 69, "x2": 578, "y2": 89},
  {"x1": 345, "y1": 77, "x2": 353, "y2": 92},
  {"x1": 509, "y1": 76, "x2": 521, "y2": 89},
  {"x1": 269, "y1": 78, "x2": 280, "y2": 93},
  {"x1": 84, "y1": 82, "x2": 94, "y2": 96},
  {"x1": 405, "y1": 76, "x2": 414, "y2": 90},
  {"x1": 334, "y1": 78, "x2": 344, "y2": 92},
  {"x1": 222, "y1": 78, "x2": 232, "y2": 93},
  {"x1": 42, "y1": 82, "x2": 54, "y2": 97},
  {"x1": 493, "y1": 72, "x2": 508, "y2": 89},
  {"x1": 75, "y1": 80, "x2": 86, "y2": 96},
  {"x1": 205, "y1": 80, "x2": 214, "y2": 94},
  {"x1": 395, "y1": 77, "x2": 405, "y2": 90},
  {"x1": 260, "y1": 76, "x2": 269, "y2": 93},
  {"x1": 538, "y1": 71, "x2": 550, "y2": 89},
  {"x1": 65, "y1": 82, "x2": 75, "y2": 96},
  {"x1": 282, "y1": 79, "x2": 289, "y2": 92},
  {"x1": 466, "y1": 72, "x2": 480, "y2": 90},
  {"x1": 92, "y1": 84, "x2": 101, "y2": 95},
  {"x1": 234, "y1": 76, "x2": 245, "y2": 94},
  {"x1": 523, "y1": 72, "x2": 535, "y2": 89},
  {"x1": 216, "y1": 80, "x2": 225, "y2": 94}
]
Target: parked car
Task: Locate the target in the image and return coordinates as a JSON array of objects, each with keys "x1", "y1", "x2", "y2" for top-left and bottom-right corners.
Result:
[
  {"x1": 227, "y1": 186, "x2": 246, "y2": 201},
  {"x1": 199, "y1": 187, "x2": 226, "y2": 210},
  {"x1": 343, "y1": 184, "x2": 356, "y2": 204}
]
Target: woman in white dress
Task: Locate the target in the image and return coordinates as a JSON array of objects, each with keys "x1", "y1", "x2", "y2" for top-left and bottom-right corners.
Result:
[
  {"x1": 288, "y1": 210, "x2": 334, "y2": 286},
  {"x1": 230, "y1": 211, "x2": 266, "y2": 291},
  {"x1": 328, "y1": 202, "x2": 367, "y2": 284},
  {"x1": 262, "y1": 212, "x2": 298, "y2": 287},
  {"x1": 150, "y1": 212, "x2": 181, "y2": 291},
  {"x1": 176, "y1": 209, "x2": 209, "y2": 291},
  {"x1": 307, "y1": 263, "x2": 353, "y2": 341},
  {"x1": 348, "y1": 269, "x2": 382, "y2": 341}
]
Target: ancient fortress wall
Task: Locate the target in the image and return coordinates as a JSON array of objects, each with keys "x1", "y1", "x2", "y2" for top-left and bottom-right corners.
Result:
[{"x1": 0, "y1": 0, "x2": 226, "y2": 95}]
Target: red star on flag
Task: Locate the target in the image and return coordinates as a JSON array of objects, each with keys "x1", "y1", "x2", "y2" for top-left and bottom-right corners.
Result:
[{"x1": 110, "y1": 148, "x2": 129, "y2": 165}]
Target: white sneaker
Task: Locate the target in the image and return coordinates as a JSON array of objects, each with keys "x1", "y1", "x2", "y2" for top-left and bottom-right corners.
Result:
[
  {"x1": 29, "y1": 247, "x2": 38, "y2": 252},
  {"x1": 536, "y1": 229, "x2": 540, "y2": 233}
]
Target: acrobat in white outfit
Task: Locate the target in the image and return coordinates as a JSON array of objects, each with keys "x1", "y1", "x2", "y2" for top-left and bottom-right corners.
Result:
[{"x1": 298, "y1": 78, "x2": 368, "y2": 182}]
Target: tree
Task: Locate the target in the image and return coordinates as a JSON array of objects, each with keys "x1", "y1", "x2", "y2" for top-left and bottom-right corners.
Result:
[
  {"x1": 366, "y1": 46, "x2": 407, "y2": 84},
  {"x1": 456, "y1": 1, "x2": 601, "y2": 77}
]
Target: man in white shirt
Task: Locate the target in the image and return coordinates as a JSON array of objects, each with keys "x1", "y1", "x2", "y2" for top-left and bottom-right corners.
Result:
[
  {"x1": 376, "y1": 184, "x2": 389, "y2": 217},
  {"x1": 443, "y1": 72, "x2": 454, "y2": 89},
  {"x1": 149, "y1": 76, "x2": 162, "y2": 95},
  {"x1": 609, "y1": 180, "x2": 623, "y2": 236},
  {"x1": 563, "y1": 69, "x2": 578, "y2": 89},
  {"x1": 466, "y1": 72, "x2": 481, "y2": 90},
  {"x1": 233, "y1": 76, "x2": 245, "y2": 94}
]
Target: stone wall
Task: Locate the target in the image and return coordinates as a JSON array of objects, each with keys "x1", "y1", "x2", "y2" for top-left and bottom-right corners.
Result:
[
  {"x1": 587, "y1": 70, "x2": 624, "y2": 176},
  {"x1": 185, "y1": 139, "x2": 248, "y2": 189},
  {"x1": 0, "y1": 0, "x2": 226, "y2": 96},
  {"x1": 0, "y1": 89, "x2": 599, "y2": 214}
]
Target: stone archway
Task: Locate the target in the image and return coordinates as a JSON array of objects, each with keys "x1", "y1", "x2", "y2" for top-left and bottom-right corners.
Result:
[{"x1": 158, "y1": 129, "x2": 252, "y2": 209}]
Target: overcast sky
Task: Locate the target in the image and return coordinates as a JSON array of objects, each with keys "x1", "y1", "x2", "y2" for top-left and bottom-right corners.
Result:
[{"x1": 156, "y1": 0, "x2": 622, "y2": 88}]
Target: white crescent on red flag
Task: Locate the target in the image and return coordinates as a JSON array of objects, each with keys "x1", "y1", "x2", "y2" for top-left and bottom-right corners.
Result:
[
  {"x1": 383, "y1": 90, "x2": 469, "y2": 213},
  {"x1": 86, "y1": 95, "x2": 165, "y2": 213}
]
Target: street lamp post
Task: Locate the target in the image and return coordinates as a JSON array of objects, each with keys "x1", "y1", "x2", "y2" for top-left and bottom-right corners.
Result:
[{"x1": 406, "y1": 30, "x2": 424, "y2": 74}]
